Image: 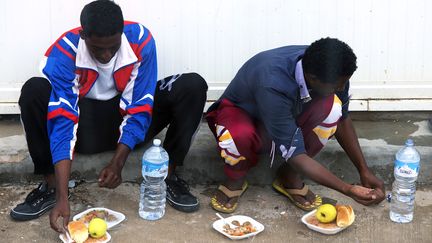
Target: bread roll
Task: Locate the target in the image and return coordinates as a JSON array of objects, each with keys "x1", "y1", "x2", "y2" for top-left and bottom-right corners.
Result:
[
  {"x1": 336, "y1": 205, "x2": 355, "y2": 227},
  {"x1": 68, "y1": 221, "x2": 89, "y2": 243}
]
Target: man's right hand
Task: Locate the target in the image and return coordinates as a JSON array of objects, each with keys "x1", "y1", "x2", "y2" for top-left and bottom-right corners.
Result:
[
  {"x1": 49, "y1": 198, "x2": 70, "y2": 233},
  {"x1": 51, "y1": 159, "x2": 72, "y2": 232},
  {"x1": 347, "y1": 185, "x2": 381, "y2": 206}
]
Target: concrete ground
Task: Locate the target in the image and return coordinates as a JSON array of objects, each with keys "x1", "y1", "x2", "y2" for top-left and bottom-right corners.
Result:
[
  {"x1": 0, "y1": 113, "x2": 431, "y2": 242},
  {"x1": 0, "y1": 183, "x2": 431, "y2": 243}
]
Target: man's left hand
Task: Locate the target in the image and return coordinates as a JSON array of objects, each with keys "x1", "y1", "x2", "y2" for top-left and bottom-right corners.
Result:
[
  {"x1": 98, "y1": 163, "x2": 122, "y2": 189},
  {"x1": 360, "y1": 170, "x2": 386, "y2": 203}
]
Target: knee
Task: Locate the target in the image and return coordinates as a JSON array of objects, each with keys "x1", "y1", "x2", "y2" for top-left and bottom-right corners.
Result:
[
  {"x1": 19, "y1": 77, "x2": 50, "y2": 107},
  {"x1": 216, "y1": 126, "x2": 254, "y2": 166},
  {"x1": 219, "y1": 124, "x2": 255, "y2": 148},
  {"x1": 181, "y1": 72, "x2": 208, "y2": 97},
  {"x1": 230, "y1": 126, "x2": 255, "y2": 146}
]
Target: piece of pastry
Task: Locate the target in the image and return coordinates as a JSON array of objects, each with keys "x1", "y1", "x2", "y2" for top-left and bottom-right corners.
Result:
[
  {"x1": 68, "y1": 220, "x2": 89, "y2": 243},
  {"x1": 335, "y1": 205, "x2": 355, "y2": 227}
]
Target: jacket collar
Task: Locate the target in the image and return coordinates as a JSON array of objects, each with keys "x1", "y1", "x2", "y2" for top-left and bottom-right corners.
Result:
[
  {"x1": 76, "y1": 34, "x2": 138, "y2": 71},
  {"x1": 295, "y1": 59, "x2": 311, "y2": 103}
]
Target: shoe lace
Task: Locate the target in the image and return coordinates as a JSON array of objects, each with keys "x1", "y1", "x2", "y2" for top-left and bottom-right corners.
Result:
[
  {"x1": 31, "y1": 197, "x2": 45, "y2": 207},
  {"x1": 31, "y1": 188, "x2": 54, "y2": 207},
  {"x1": 175, "y1": 175, "x2": 190, "y2": 191},
  {"x1": 168, "y1": 174, "x2": 190, "y2": 194},
  {"x1": 25, "y1": 182, "x2": 46, "y2": 202}
]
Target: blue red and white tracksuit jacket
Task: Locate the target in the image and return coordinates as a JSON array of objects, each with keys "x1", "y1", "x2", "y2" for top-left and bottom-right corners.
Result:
[{"x1": 40, "y1": 21, "x2": 157, "y2": 164}]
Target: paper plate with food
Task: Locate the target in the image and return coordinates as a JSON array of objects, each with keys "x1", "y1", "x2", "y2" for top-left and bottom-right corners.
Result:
[
  {"x1": 73, "y1": 207, "x2": 126, "y2": 229},
  {"x1": 59, "y1": 219, "x2": 111, "y2": 243},
  {"x1": 212, "y1": 215, "x2": 264, "y2": 240},
  {"x1": 301, "y1": 204, "x2": 355, "y2": 235}
]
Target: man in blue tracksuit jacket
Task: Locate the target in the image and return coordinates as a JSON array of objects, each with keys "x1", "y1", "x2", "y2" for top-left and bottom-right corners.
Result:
[{"x1": 11, "y1": 0, "x2": 207, "y2": 230}]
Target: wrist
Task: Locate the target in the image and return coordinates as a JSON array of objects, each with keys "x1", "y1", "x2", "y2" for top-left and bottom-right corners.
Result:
[
  {"x1": 110, "y1": 159, "x2": 125, "y2": 170},
  {"x1": 359, "y1": 166, "x2": 371, "y2": 177},
  {"x1": 341, "y1": 183, "x2": 353, "y2": 195},
  {"x1": 112, "y1": 144, "x2": 130, "y2": 168},
  {"x1": 357, "y1": 162, "x2": 370, "y2": 176},
  {"x1": 56, "y1": 190, "x2": 69, "y2": 201}
]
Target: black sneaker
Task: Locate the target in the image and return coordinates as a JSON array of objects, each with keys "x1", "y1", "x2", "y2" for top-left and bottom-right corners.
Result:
[
  {"x1": 166, "y1": 174, "x2": 199, "y2": 213},
  {"x1": 10, "y1": 182, "x2": 56, "y2": 221}
]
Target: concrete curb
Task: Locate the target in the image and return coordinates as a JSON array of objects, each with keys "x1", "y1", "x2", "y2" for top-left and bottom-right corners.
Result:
[
  {"x1": 0, "y1": 122, "x2": 431, "y2": 186},
  {"x1": 0, "y1": 135, "x2": 28, "y2": 163}
]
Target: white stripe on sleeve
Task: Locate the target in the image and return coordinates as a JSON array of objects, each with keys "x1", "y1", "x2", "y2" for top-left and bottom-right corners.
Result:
[
  {"x1": 118, "y1": 114, "x2": 131, "y2": 142},
  {"x1": 62, "y1": 37, "x2": 78, "y2": 53},
  {"x1": 121, "y1": 63, "x2": 140, "y2": 105},
  {"x1": 139, "y1": 24, "x2": 145, "y2": 40}
]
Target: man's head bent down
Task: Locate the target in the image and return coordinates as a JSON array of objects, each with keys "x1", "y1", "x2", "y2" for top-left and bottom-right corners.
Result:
[
  {"x1": 302, "y1": 38, "x2": 357, "y2": 97},
  {"x1": 80, "y1": 0, "x2": 124, "y2": 64}
]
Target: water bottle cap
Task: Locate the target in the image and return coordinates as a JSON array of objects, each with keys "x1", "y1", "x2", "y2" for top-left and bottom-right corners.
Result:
[
  {"x1": 405, "y1": 139, "x2": 414, "y2": 146},
  {"x1": 153, "y1": 139, "x2": 161, "y2": 146}
]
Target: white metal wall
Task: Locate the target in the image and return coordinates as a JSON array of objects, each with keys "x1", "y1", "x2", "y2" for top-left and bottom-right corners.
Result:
[{"x1": 1, "y1": 0, "x2": 431, "y2": 113}]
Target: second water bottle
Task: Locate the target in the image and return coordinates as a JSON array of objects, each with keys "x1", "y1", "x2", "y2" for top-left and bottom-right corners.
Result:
[
  {"x1": 139, "y1": 139, "x2": 169, "y2": 220},
  {"x1": 389, "y1": 138, "x2": 421, "y2": 223}
]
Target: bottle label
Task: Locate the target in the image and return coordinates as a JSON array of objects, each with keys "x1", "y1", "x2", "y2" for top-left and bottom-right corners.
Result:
[
  {"x1": 142, "y1": 160, "x2": 169, "y2": 177},
  {"x1": 394, "y1": 159, "x2": 420, "y2": 178}
]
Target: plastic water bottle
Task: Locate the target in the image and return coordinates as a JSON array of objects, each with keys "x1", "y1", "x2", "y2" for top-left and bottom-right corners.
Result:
[
  {"x1": 139, "y1": 139, "x2": 169, "y2": 220},
  {"x1": 389, "y1": 138, "x2": 421, "y2": 223}
]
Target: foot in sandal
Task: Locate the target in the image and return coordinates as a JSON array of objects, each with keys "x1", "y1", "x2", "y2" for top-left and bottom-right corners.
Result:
[
  {"x1": 272, "y1": 178, "x2": 322, "y2": 211},
  {"x1": 211, "y1": 178, "x2": 248, "y2": 213}
]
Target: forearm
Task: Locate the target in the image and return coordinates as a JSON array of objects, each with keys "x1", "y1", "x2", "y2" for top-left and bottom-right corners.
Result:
[
  {"x1": 111, "y1": 143, "x2": 131, "y2": 168},
  {"x1": 335, "y1": 117, "x2": 369, "y2": 174},
  {"x1": 289, "y1": 154, "x2": 352, "y2": 195},
  {"x1": 97, "y1": 144, "x2": 130, "y2": 189},
  {"x1": 54, "y1": 160, "x2": 71, "y2": 201}
]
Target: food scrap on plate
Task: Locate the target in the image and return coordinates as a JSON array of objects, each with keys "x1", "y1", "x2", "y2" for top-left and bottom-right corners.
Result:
[{"x1": 222, "y1": 220, "x2": 257, "y2": 236}]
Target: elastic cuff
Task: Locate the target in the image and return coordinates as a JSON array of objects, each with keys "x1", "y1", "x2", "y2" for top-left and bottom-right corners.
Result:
[
  {"x1": 290, "y1": 148, "x2": 306, "y2": 160},
  {"x1": 119, "y1": 135, "x2": 137, "y2": 150},
  {"x1": 224, "y1": 164, "x2": 248, "y2": 180},
  {"x1": 52, "y1": 153, "x2": 71, "y2": 165}
]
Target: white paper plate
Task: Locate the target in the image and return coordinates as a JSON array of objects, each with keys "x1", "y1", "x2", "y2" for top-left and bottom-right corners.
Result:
[
  {"x1": 73, "y1": 207, "x2": 126, "y2": 229},
  {"x1": 301, "y1": 209, "x2": 346, "y2": 235},
  {"x1": 59, "y1": 231, "x2": 111, "y2": 243},
  {"x1": 212, "y1": 215, "x2": 264, "y2": 240}
]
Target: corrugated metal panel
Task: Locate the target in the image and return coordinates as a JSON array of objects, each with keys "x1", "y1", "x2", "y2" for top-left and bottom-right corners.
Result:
[{"x1": 0, "y1": 0, "x2": 431, "y2": 114}]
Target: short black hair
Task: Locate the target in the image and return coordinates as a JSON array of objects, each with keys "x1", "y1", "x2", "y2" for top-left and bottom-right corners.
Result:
[
  {"x1": 302, "y1": 37, "x2": 357, "y2": 84},
  {"x1": 80, "y1": 0, "x2": 124, "y2": 37}
]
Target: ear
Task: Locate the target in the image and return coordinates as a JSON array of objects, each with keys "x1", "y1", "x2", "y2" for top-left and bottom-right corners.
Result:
[
  {"x1": 79, "y1": 29, "x2": 86, "y2": 40},
  {"x1": 304, "y1": 73, "x2": 318, "y2": 84}
]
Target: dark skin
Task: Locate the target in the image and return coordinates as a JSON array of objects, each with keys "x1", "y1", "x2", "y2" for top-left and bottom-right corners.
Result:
[
  {"x1": 214, "y1": 74, "x2": 386, "y2": 209},
  {"x1": 48, "y1": 32, "x2": 165, "y2": 232},
  {"x1": 49, "y1": 32, "x2": 124, "y2": 233},
  {"x1": 82, "y1": 32, "x2": 122, "y2": 64},
  {"x1": 49, "y1": 143, "x2": 131, "y2": 232}
]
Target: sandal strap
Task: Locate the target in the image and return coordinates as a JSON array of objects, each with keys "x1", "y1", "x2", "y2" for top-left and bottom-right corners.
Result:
[
  {"x1": 285, "y1": 185, "x2": 309, "y2": 196},
  {"x1": 218, "y1": 185, "x2": 244, "y2": 198}
]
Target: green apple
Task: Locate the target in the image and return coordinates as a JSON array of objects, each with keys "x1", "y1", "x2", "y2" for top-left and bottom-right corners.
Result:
[{"x1": 315, "y1": 204, "x2": 337, "y2": 223}]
